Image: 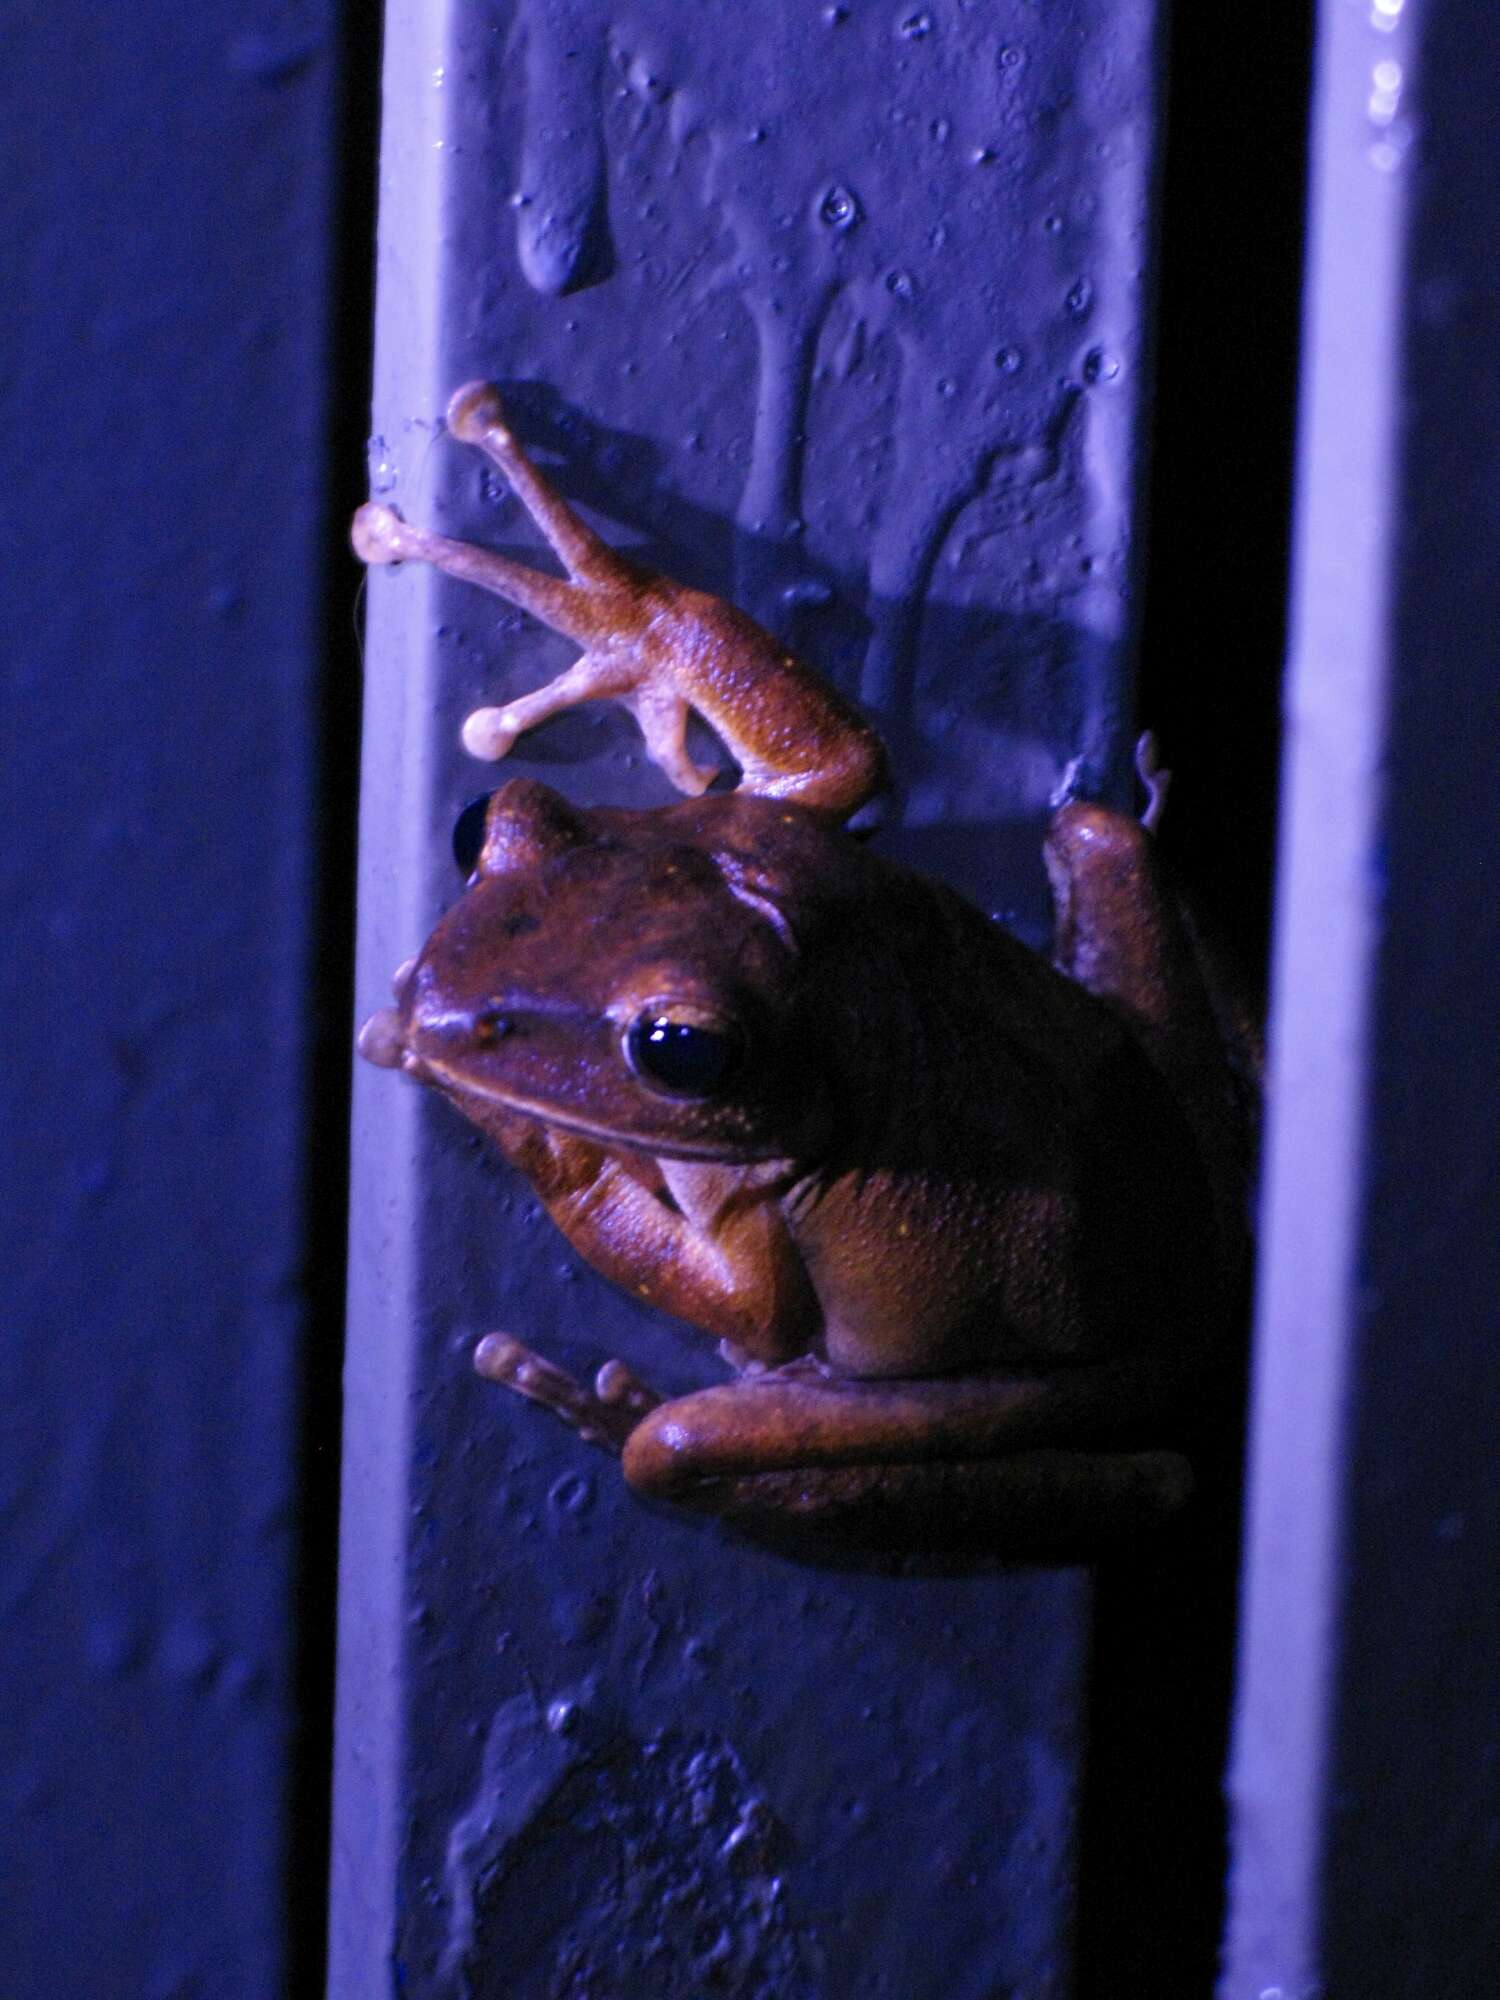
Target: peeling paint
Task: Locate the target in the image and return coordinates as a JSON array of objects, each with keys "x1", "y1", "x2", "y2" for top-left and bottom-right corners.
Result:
[{"x1": 442, "y1": 1697, "x2": 818, "y2": 1998}]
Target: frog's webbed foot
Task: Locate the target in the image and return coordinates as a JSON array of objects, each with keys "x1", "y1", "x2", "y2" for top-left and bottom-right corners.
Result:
[
  {"x1": 474, "y1": 1332, "x2": 662, "y2": 1456},
  {"x1": 353, "y1": 381, "x2": 886, "y2": 820}
]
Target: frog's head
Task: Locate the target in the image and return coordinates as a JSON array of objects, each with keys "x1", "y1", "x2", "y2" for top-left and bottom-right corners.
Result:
[{"x1": 359, "y1": 780, "x2": 840, "y2": 1161}]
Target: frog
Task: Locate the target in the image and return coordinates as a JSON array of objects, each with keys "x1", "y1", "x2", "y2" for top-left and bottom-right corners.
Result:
[{"x1": 352, "y1": 379, "x2": 1253, "y2": 1553}]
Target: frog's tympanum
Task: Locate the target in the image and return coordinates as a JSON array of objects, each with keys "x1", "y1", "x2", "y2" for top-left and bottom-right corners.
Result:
[{"x1": 354, "y1": 381, "x2": 1254, "y2": 1553}]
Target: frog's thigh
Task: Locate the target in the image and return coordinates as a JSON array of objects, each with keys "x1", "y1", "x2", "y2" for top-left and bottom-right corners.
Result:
[
  {"x1": 621, "y1": 1365, "x2": 1192, "y2": 1546},
  {"x1": 674, "y1": 1448, "x2": 1190, "y2": 1548}
]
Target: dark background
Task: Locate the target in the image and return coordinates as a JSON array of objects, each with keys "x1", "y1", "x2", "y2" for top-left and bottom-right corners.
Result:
[{"x1": 1, "y1": 1, "x2": 1311, "y2": 1992}]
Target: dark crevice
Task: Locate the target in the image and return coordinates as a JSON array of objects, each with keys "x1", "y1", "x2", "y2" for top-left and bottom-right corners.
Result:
[
  {"x1": 1135, "y1": 8, "x2": 1316, "y2": 1007},
  {"x1": 1075, "y1": 1, "x2": 1315, "y2": 1992},
  {"x1": 284, "y1": 10, "x2": 383, "y2": 1994}
]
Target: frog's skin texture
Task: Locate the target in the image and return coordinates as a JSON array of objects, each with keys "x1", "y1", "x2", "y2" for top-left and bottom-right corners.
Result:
[{"x1": 354, "y1": 381, "x2": 1253, "y2": 1553}]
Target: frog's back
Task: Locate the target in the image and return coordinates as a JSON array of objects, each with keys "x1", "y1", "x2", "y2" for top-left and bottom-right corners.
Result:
[{"x1": 760, "y1": 828, "x2": 1224, "y2": 1378}]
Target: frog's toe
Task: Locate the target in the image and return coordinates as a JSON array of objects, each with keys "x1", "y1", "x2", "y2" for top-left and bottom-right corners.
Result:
[
  {"x1": 462, "y1": 705, "x2": 521, "y2": 761},
  {"x1": 446, "y1": 379, "x2": 508, "y2": 444},
  {"x1": 631, "y1": 691, "x2": 721, "y2": 796},
  {"x1": 357, "y1": 1006, "x2": 406, "y2": 1069},
  {"x1": 474, "y1": 1333, "x2": 640, "y2": 1452},
  {"x1": 653, "y1": 743, "x2": 719, "y2": 797},
  {"x1": 594, "y1": 1357, "x2": 663, "y2": 1422},
  {"x1": 351, "y1": 501, "x2": 412, "y2": 565}
]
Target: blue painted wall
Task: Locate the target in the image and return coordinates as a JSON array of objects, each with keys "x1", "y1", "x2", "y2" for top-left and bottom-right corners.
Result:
[
  {"x1": 0, "y1": 6, "x2": 360, "y2": 1992},
  {"x1": 0, "y1": 0, "x2": 1322, "y2": 1990}
]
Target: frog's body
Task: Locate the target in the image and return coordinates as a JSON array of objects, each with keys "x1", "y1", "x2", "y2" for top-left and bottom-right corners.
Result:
[{"x1": 354, "y1": 381, "x2": 1251, "y2": 1550}]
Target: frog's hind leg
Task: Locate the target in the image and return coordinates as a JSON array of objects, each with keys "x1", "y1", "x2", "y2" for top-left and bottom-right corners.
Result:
[
  {"x1": 352, "y1": 477, "x2": 675, "y2": 768},
  {"x1": 439, "y1": 385, "x2": 731, "y2": 791},
  {"x1": 354, "y1": 379, "x2": 888, "y2": 815},
  {"x1": 618, "y1": 1359, "x2": 1194, "y2": 1553},
  {"x1": 1043, "y1": 735, "x2": 1185, "y2": 1023},
  {"x1": 445, "y1": 381, "x2": 637, "y2": 593},
  {"x1": 1043, "y1": 744, "x2": 1258, "y2": 1249},
  {"x1": 352, "y1": 498, "x2": 602, "y2": 646}
]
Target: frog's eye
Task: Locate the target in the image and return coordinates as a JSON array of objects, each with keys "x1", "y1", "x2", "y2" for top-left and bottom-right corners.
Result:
[
  {"x1": 625, "y1": 1010, "x2": 745, "y2": 1099},
  {"x1": 453, "y1": 793, "x2": 495, "y2": 876}
]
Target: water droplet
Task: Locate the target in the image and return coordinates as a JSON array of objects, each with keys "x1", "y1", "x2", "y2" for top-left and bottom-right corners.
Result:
[
  {"x1": 1368, "y1": 58, "x2": 1402, "y2": 126},
  {"x1": 1083, "y1": 347, "x2": 1120, "y2": 383},
  {"x1": 626, "y1": 56, "x2": 669, "y2": 102},
  {"x1": 973, "y1": 146, "x2": 998, "y2": 167},
  {"x1": 818, "y1": 183, "x2": 861, "y2": 231},
  {"x1": 1044, "y1": 212, "x2": 1063, "y2": 233},
  {"x1": 1000, "y1": 43, "x2": 1025, "y2": 68},
  {"x1": 747, "y1": 124, "x2": 767, "y2": 145},
  {"x1": 547, "y1": 1697, "x2": 580, "y2": 1734},
  {"x1": 937, "y1": 377, "x2": 957, "y2": 398},
  {"x1": 994, "y1": 345, "x2": 1023, "y2": 373},
  {"x1": 1066, "y1": 277, "x2": 1094, "y2": 317},
  {"x1": 368, "y1": 434, "x2": 397, "y2": 494},
  {"x1": 823, "y1": 2, "x2": 849, "y2": 20},
  {"x1": 898, "y1": 9, "x2": 933, "y2": 38},
  {"x1": 886, "y1": 268, "x2": 917, "y2": 301},
  {"x1": 929, "y1": 117, "x2": 951, "y2": 143}
]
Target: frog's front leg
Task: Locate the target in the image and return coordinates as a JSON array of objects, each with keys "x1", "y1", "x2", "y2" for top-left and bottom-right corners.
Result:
[
  {"x1": 353, "y1": 381, "x2": 886, "y2": 820},
  {"x1": 473, "y1": 1333, "x2": 662, "y2": 1455},
  {"x1": 437, "y1": 1093, "x2": 822, "y2": 1365},
  {"x1": 619, "y1": 1360, "x2": 1194, "y2": 1551}
]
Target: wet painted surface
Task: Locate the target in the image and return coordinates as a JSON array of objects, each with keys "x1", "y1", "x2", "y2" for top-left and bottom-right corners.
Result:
[
  {"x1": 333, "y1": 2, "x2": 1163, "y2": 1992},
  {"x1": 0, "y1": 4, "x2": 349, "y2": 1994}
]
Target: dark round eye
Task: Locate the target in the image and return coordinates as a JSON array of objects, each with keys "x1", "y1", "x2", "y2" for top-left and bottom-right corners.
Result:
[
  {"x1": 626, "y1": 1013, "x2": 745, "y2": 1098},
  {"x1": 453, "y1": 793, "x2": 495, "y2": 876}
]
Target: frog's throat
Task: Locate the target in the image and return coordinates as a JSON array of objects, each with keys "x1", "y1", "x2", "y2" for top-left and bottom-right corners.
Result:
[{"x1": 421, "y1": 1058, "x2": 779, "y2": 1164}]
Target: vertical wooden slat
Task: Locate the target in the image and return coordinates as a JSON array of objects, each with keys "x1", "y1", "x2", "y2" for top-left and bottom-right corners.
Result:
[
  {"x1": 0, "y1": 6, "x2": 349, "y2": 1994},
  {"x1": 1222, "y1": 0, "x2": 1500, "y2": 1989},
  {"x1": 332, "y1": 5, "x2": 1172, "y2": 1992}
]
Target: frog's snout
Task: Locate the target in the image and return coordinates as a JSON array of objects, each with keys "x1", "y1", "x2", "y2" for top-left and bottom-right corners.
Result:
[{"x1": 357, "y1": 1006, "x2": 407, "y2": 1070}]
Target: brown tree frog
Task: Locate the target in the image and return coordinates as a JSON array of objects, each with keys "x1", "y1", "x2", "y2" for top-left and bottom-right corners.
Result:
[{"x1": 353, "y1": 381, "x2": 1252, "y2": 1552}]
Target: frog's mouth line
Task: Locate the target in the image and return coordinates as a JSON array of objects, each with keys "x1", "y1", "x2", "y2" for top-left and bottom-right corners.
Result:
[{"x1": 420, "y1": 1057, "x2": 779, "y2": 1164}]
